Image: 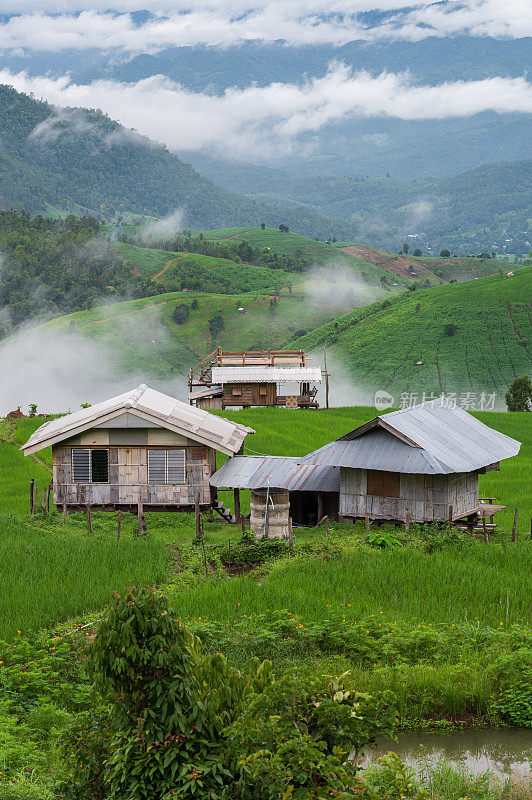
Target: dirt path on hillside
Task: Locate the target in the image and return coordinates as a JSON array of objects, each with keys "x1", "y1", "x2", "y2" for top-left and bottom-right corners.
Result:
[{"x1": 151, "y1": 255, "x2": 189, "y2": 282}]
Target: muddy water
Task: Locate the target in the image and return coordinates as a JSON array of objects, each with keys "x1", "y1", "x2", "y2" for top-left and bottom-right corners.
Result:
[{"x1": 361, "y1": 728, "x2": 532, "y2": 780}]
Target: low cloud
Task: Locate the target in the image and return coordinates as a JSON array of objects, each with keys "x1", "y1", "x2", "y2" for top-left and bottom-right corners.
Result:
[
  {"x1": 137, "y1": 209, "x2": 187, "y2": 245},
  {"x1": 0, "y1": 3, "x2": 529, "y2": 51},
  {"x1": 0, "y1": 314, "x2": 188, "y2": 416},
  {"x1": 3, "y1": 64, "x2": 531, "y2": 160},
  {"x1": 29, "y1": 108, "x2": 98, "y2": 144},
  {"x1": 304, "y1": 264, "x2": 386, "y2": 310}
]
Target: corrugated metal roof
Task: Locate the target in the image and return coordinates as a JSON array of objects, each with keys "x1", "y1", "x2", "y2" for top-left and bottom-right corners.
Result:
[
  {"x1": 211, "y1": 366, "x2": 322, "y2": 384},
  {"x1": 211, "y1": 455, "x2": 340, "y2": 492},
  {"x1": 22, "y1": 384, "x2": 254, "y2": 456},
  {"x1": 303, "y1": 398, "x2": 521, "y2": 474}
]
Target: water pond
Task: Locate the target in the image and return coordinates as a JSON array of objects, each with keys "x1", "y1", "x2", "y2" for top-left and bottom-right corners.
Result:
[{"x1": 361, "y1": 728, "x2": 532, "y2": 780}]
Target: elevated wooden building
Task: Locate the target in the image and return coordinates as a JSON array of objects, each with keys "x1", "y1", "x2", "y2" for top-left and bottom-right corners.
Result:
[
  {"x1": 189, "y1": 349, "x2": 323, "y2": 410},
  {"x1": 22, "y1": 385, "x2": 253, "y2": 513},
  {"x1": 211, "y1": 399, "x2": 521, "y2": 533}
]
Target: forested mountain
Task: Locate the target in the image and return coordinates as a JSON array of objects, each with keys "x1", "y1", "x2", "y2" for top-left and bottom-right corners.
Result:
[
  {"x1": 0, "y1": 210, "x2": 154, "y2": 333},
  {"x1": 187, "y1": 158, "x2": 532, "y2": 255},
  {"x1": 0, "y1": 85, "x2": 355, "y2": 240}
]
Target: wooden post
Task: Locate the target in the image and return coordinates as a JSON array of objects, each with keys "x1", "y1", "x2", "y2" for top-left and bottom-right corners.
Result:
[
  {"x1": 31, "y1": 483, "x2": 38, "y2": 515},
  {"x1": 117, "y1": 510, "x2": 122, "y2": 541},
  {"x1": 228, "y1": 538, "x2": 231, "y2": 577},
  {"x1": 46, "y1": 483, "x2": 51, "y2": 514},
  {"x1": 195, "y1": 493, "x2": 201, "y2": 539},
  {"x1": 41, "y1": 487, "x2": 47, "y2": 515},
  {"x1": 365, "y1": 513, "x2": 370, "y2": 535},
  {"x1": 317, "y1": 492, "x2": 324, "y2": 526},
  {"x1": 86, "y1": 505, "x2": 93, "y2": 535},
  {"x1": 62, "y1": 502, "x2": 67, "y2": 524},
  {"x1": 482, "y1": 517, "x2": 489, "y2": 545},
  {"x1": 288, "y1": 517, "x2": 294, "y2": 550},
  {"x1": 511, "y1": 508, "x2": 518, "y2": 542},
  {"x1": 233, "y1": 489, "x2": 241, "y2": 525},
  {"x1": 405, "y1": 508, "x2": 410, "y2": 533},
  {"x1": 201, "y1": 516, "x2": 208, "y2": 577},
  {"x1": 323, "y1": 347, "x2": 329, "y2": 410},
  {"x1": 137, "y1": 502, "x2": 147, "y2": 535},
  {"x1": 448, "y1": 504, "x2": 453, "y2": 526},
  {"x1": 29, "y1": 479, "x2": 34, "y2": 515}
]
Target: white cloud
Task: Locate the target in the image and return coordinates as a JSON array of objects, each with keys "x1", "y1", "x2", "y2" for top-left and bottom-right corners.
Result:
[
  {"x1": 3, "y1": 64, "x2": 530, "y2": 160},
  {"x1": 0, "y1": 2, "x2": 529, "y2": 52}
]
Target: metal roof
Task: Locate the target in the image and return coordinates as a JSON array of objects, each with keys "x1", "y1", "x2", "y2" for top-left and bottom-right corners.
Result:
[
  {"x1": 210, "y1": 455, "x2": 340, "y2": 492},
  {"x1": 22, "y1": 384, "x2": 254, "y2": 457},
  {"x1": 303, "y1": 398, "x2": 521, "y2": 475},
  {"x1": 211, "y1": 366, "x2": 322, "y2": 384}
]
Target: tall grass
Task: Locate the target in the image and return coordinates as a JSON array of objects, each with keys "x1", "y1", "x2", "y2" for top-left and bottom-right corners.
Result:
[
  {"x1": 170, "y1": 540, "x2": 532, "y2": 628},
  {"x1": 0, "y1": 511, "x2": 169, "y2": 639}
]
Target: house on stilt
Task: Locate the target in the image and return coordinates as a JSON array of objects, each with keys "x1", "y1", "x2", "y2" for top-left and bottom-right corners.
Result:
[
  {"x1": 21, "y1": 385, "x2": 253, "y2": 514},
  {"x1": 210, "y1": 398, "x2": 521, "y2": 537}
]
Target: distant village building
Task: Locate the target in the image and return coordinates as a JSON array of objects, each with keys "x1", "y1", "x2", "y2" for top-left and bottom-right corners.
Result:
[
  {"x1": 22, "y1": 385, "x2": 253, "y2": 513},
  {"x1": 211, "y1": 399, "x2": 520, "y2": 535},
  {"x1": 189, "y1": 348, "x2": 323, "y2": 410}
]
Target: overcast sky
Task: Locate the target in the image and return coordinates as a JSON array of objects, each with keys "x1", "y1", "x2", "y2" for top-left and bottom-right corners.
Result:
[{"x1": 0, "y1": 2, "x2": 530, "y2": 160}]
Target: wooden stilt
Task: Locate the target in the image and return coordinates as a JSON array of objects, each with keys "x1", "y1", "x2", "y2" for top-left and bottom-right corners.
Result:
[
  {"x1": 233, "y1": 489, "x2": 241, "y2": 525},
  {"x1": 405, "y1": 508, "x2": 410, "y2": 533},
  {"x1": 288, "y1": 517, "x2": 294, "y2": 550},
  {"x1": 448, "y1": 505, "x2": 453, "y2": 526},
  {"x1": 482, "y1": 517, "x2": 489, "y2": 545},
  {"x1": 195, "y1": 493, "x2": 201, "y2": 539},
  {"x1": 317, "y1": 492, "x2": 324, "y2": 526},
  {"x1": 46, "y1": 483, "x2": 52, "y2": 514},
  {"x1": 29, "y1": 479, "x2": 35, "y2": 515},
  {"x1": 365, "y1": 513, "x2": 370, "y2": 535},
  {"x1": 86, "y1": 506, "x2": 93, "y2": 535},
  {"x1": 62, "y1": 502, "x2": 67, "y2": 524},
  {"x1": 41, "y1": 487, "x2": 47, "y2": 515},
  {"x1": 138, "y1": 501, "x2": 146, "y2": 534}
]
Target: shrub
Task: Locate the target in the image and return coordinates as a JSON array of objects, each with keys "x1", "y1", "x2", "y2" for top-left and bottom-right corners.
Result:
[
  {"x1": 172, "y1": 304, "x2": 190, "y2": 324},
  {"x1": 443, "y1": 323, "x2": 459, "y2": 336}
]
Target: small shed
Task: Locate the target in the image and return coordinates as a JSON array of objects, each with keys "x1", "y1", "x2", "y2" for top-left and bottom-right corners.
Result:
[
  {"x1": 210, "y1": 455, "x2": 340, "y2": 535},
  {"x1": 22, "y1": 384, "x2": 253, "y2": 513},
  {"x1": 189, "y1": 349, "x2": 322, "y2": 409},
  {"x1": 302, "y1": 399, "x2": 521, "y2": 523}
]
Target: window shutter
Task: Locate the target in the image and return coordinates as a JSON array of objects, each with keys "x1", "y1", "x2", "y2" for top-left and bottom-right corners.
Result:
[
  {"x1": 91, "y1": 450, "x2": 109, "y2": 483},
  {"x1": 148, "y1": 450, "x2": 166, "y2": 483},
  {"x1": 367, "y1": 470, "x2": 400, "y2": 498},
  {"x1": 73, "y1": 449, "x2": 90, "y2": 483},
  {"x1": 167, "y1": 450, "x2": 186, "y2": 484}
]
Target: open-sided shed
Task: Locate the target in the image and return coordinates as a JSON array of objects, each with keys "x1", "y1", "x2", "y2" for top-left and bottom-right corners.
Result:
[{"x1": 22, "y1": 385, "x2": 253, "y2": 513}]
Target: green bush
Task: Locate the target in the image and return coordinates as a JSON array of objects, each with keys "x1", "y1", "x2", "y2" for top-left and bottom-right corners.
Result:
[{"x1": 219, "y1": 539, "x2": 290, "y2": 567}]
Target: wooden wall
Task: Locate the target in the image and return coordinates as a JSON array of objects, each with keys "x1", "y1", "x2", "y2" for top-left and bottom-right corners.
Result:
[
  {"x1": 340, "y1": 468, "x2": 479, "y2": 522},
  {"x1": 52, "y1": 442, "x2": 212, "y2": 509},
  {"x1": 222, "y1": 383, "x2": 276, "y2": 407}
]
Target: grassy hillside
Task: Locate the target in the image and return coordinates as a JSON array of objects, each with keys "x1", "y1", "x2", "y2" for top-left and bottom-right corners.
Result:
[
  {"x1": 202, "y1": 226, "x2": 407, "y2": 284},
  {"x1": 43, "y1": 288, "x2": 349, "y2": 378},
  {"x1": 296, "y1": 267, "x2": 532, "y2": 402},
  {"x1": 114, "y1": 240, "x2": 294, "y2": 292}
]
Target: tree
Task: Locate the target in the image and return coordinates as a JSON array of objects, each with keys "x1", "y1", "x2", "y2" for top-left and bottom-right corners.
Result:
[
  {"x1": 191, "y1": 298, "x2": 198, "y2": 310},
  {"x1": 440, "y1": 249, "x2": 451, "y2": 258},
  {"x1": 402, "y1": 243, "x2": 409, "y2": 254},
  {"x1": 209, "y1": 313, "x2": 225, "y2": 338},
  {"x1": 413, "y1": 248, "x2": 422, "y2": 257},
  {"x1": 260, "y1": 222, "x2": 266, "y2": 230},
  {"x1": 278, "y1": 223, "x2": 289, "y2": 233},
  {"x1": 172, "y1": 304, "x2": 190, "y2": 324},
  {"x1": 443, "y1": 323, "x2": 459, "y2": 336},
  {"x1": 505, "y1": 376, "x2": 532, "y2": 411}
]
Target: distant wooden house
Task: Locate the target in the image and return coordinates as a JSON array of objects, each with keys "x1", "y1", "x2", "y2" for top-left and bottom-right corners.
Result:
[
  {"x1": 211, "y1": 399, "x2": 521, "y2": 533},
  {"x1": 189, "y1": 349, "x2": 323, "y2": 409},
  {"x1": 21, "y1": 385, "x2": 253, "y2": 513}
]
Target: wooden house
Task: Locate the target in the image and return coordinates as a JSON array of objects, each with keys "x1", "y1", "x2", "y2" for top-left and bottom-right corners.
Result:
[
  {"x1": 189, "y1": 349, "x2": 322, "y2": 409},
  {"x1": 21, "y1": 385, "x2": 253, "y2": 513},
  {"x1": 211, "y1": 399, "x2": 520, "y2": 530},
  {"x1": 302, "y1": 399, "x2": 521, "y2": 524}
]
